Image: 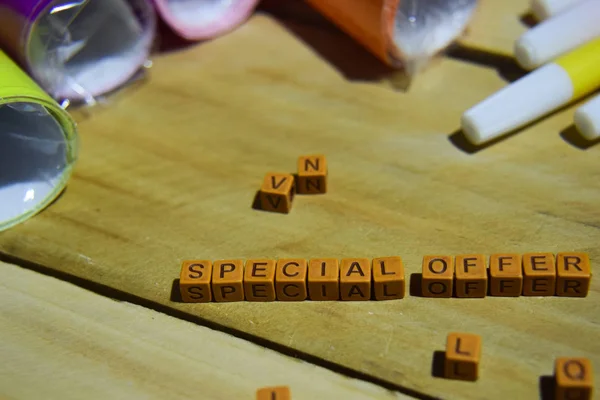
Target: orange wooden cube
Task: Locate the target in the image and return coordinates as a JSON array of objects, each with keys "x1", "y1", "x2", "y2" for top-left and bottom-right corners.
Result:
[
  {"x1": 555, "y1": 357, "x2": 593, "y2": 400},
  {"x1": 297, "y1": 154, "x2": 327, "y2": 194},
  {"x1": 556, "y1": 253, "x2": 592, "y2": 297},
  {"x1": 455, "y1": 255, "x2": 487, "y2": 298},
  {"x1": 522, "y1": 253, "x2": 556, "y2": 296},
  {"x1": 307, "y1": 258, "x2": 339, "y2": 301},
  {"x1": 256, "y1": 386, "x2": 291, "y2": 400},
  {"x1": 422, "y1": 255, "x2": 454, "y2": 297},
  {"x1": 275, "y1": 259, "x2": 308, "y2": 301},
  {"x1": 489, "y1": 254, "x2": 522, "y2": 297},
  {"x1": 372, "y1": 256, "x2": 405, "y2": 300},
  {"x1": 212, "y1": 259, "x2": 244, "y2": 302},
  {"x1": 179, "y1": 260, "x2": 213, "y2": 303},
  {"x1": 244, "y1": 259, "x2": 276, "y2": 302},
  {"x1": 259, "y1": 173, "x2": 295, "y2": 213},
  {"x1": 445, "y1": 332, "x2": 482, "y2": 381},
  {"x1": 340, "y1": 258, "x2": 371, "y2": 300}
]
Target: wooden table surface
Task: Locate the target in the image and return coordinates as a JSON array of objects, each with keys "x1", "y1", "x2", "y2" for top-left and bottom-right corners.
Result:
[{"x1": 1, "y1": 1, "x2": 599, "y2": 399}]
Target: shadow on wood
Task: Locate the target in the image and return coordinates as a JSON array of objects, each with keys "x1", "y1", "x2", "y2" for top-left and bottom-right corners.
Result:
[
  {"x1": 409, "y1": 273, "x2": 423, "y2": 297},
  {"x1": 519, "y1": 11, "x2": 538, "y2": 28},
  {"x1": 154, "y1": 17, "x2": 198, "y2": 54},
  {"x1": 539, "y1": 375, "x2": 556, "y2": 400},
  {"x1": 560, "y1": 125, "x2": 600, "y2": 150},
  {"x1": 251, "y1": 190, "x2": 263, "y2": 211},
  {"x1": 447, "y1": 129, "x2": 523, "y2": 154},
  {"x1": 259, "y1": 0, "x2": 395, "y2": 82},
  {"x1": 446, "y1": 45, "x2": 527, "y2": 83},
  {"x1": 171, "y1": 279, "x2": 183, "y2": 302},
  {"x1": 431, "y1": 351, "x2": 446, "y2": 379}
]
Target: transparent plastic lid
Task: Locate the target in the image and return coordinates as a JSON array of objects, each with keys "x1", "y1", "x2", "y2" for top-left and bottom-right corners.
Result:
[
  {"x1": 0, "y1": 101, "x2": 77, "y2": 231},
  {"x1": 26, "y1": 0, "x2": 156, "y2": 101},
  {"x1": 394, "y1": 0, "x2": 478, "y2": 73}
]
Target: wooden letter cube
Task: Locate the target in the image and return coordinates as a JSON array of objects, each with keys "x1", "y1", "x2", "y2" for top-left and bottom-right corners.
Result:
[
  {"x1": 340, "y1": 258, "x2": 371, "y2": 300},
  {"x1": 555, "y1": 357, "x2": 593, "y2": 400},
  {"x1": 445, "y1": 332, "x2": 482, "y2": 381},
  {"x1": 212, "y1": 259, "x2": 244, "y2": 302},
  {"x1": 523, "y1": 253, "x2": 556, "y2": 296},
  {"x1": 275, "y1": 259, "x2": 308, "y2": 301},
  {"x1": 179, "y1": 260, "x2": 212, "y2": 303},
  {"x1": 259, "y1": 173, "x2": 295, "y2": 213},
  {"x1": 244, "y1": 259, "x2": 276, "y2": 301},
  {"x1": 308, "y1": 258, "x2": 339, "y2": 301},
  {"x1": 372, "y1": 256, "x2": 405, "y2": 300},
  {"x1": 489, "y1": 254, "x2": 522, "y2": 297},
  {"x1": 556, "y1": 252, "x2": 592, "y2": 297},
  {"x1": 455, "y1": 254, "x2": 487, "y2": 298},
  {"x1": 297, "y1": 154, "x2": 327, "y2": 194},
  {"x1": 256, "y1": 386, "x2": 291, "y2": 400},
  {"x1": 422, "y1": 255, "x2": 454, "y2": 297}
]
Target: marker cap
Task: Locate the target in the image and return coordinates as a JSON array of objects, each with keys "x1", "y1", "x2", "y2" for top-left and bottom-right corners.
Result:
[
  {"x1": 461, "y1": 64, "x2": 573, "y2": 145},
  {"x1": 515, "y1": 0, "x2": 600, "y2": 70},
  {"x1": 574, "y1": 93, "x2": 600, "y2": 140}
]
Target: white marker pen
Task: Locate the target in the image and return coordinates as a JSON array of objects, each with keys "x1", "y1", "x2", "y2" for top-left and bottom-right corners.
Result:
[
  {"x1": 530, "y1": 0, "x2": 586, "y2": 20},
  {"x1": 461, "y1": 39, "x2": 600, "y2": 146},
  {"x1": 574, "y1": 93, "x2": 600, "y2": 140},
  {"x1": 515, "y1": 0, "x2": 600, "y2": 70}
]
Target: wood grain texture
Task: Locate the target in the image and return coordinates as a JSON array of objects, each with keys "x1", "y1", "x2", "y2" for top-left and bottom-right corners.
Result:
[
  {"x1": 0, "y1": 261, "x2": 409, "y2": 400},
  {"x1": 1, "y1": 12, "x2": 599, "y2": 400},
  {"x1": 459, "y1": 0, "x2": 530, "y2": 55}
]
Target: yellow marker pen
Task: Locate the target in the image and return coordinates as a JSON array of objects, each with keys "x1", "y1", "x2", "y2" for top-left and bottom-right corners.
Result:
[{"x1": 462, "y1": 38, "x2": 600, "y2": 145}]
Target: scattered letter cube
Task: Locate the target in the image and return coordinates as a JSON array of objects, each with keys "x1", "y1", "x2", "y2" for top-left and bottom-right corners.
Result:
[
  {"x1": 555, "y1": 357, "x2": 593, "y2": 400},
  {"x1": 522, "y1": 253, "x2": 556, "y2": 296},
  {"x1": 297, "y1": 154, "x2": 327, "y2": 194},
  {"x1": 422, "y1": 255, "x2": 454, "y2": 297},
  {"x1": 259, "y1": 173, "x2": 295, "y2": 213},
  {"x1": 445, "y1": 332, "x2": 482, "y2": 381},
  {"x1": 372, "y1": 256, "x2": 405, "y2": 300},
  {"x1": 179, "y1": 260, "x2": 213, "y2": 303},
  {"x1": 556, "y1": 252, "x2": 592, "y2": 297},
  {"x1": 256, "y1": 386, "x2": 291, "y2": 400},
  {"x1": 489, "y1": 254, "x2": 522, "y2": 296}
]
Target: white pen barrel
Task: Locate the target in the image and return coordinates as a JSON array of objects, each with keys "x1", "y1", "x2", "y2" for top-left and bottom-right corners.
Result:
[
  {"x1": 530, "y1": 0, "x2": 587, "y2": 19},
  {"x1": 515, "y1": 0, "x2": 600, "y2": 70},
  {"x1": 574, "y1": 93, "x2": 600, "y2": 140},
  {"x1": 462, "y1": 64, "x2": 573, "y2": 145}
]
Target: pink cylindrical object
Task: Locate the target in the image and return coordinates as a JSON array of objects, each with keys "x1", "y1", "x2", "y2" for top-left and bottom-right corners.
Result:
[{"x1": 153, "y1": 0, "x2": 259, "y2": 40}]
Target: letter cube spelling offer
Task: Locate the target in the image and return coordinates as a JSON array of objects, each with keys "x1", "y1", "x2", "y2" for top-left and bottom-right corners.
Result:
[
  {"x1": 455, "y1": 254, "x2": 487, "y2": 298},
  {"x1": 522, "y1": 253, "x2": 556, "y2": 296},
  {"x1": 422, "y1": 255, "x2": 454, "y2": 297},
  {"x1": 556, "y1": 252, "x2": 592, "y2": 297}
]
